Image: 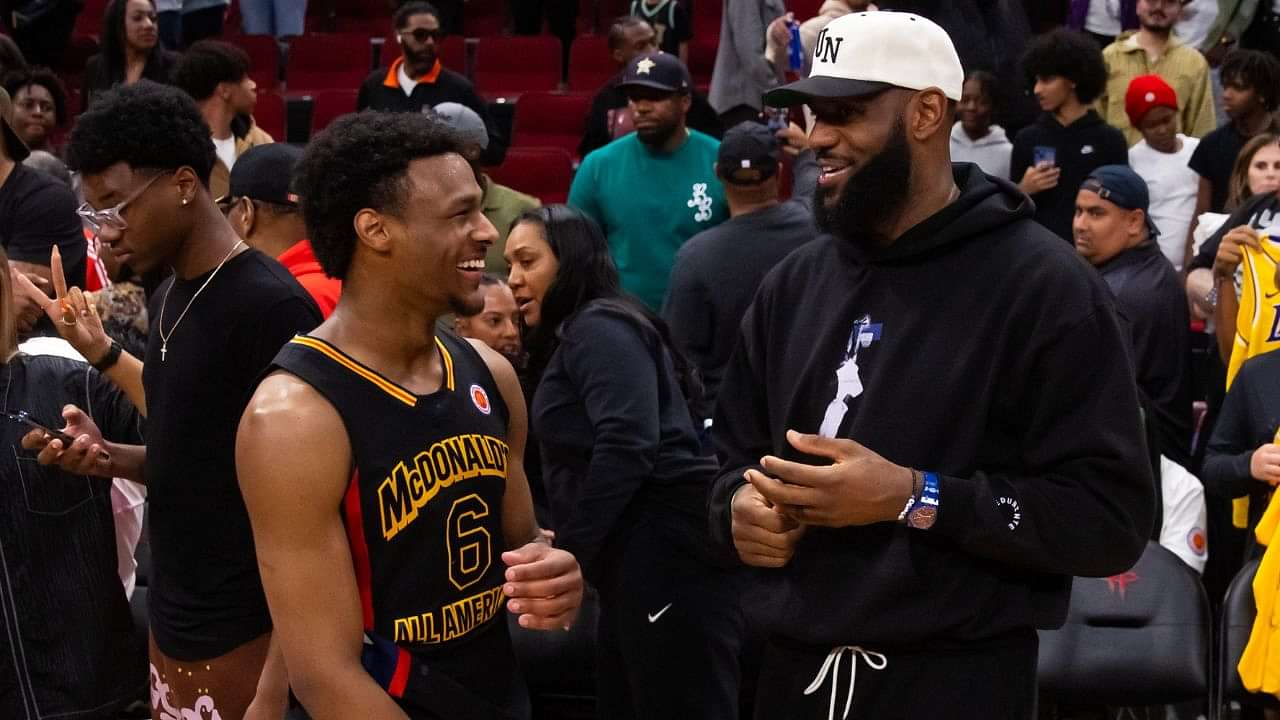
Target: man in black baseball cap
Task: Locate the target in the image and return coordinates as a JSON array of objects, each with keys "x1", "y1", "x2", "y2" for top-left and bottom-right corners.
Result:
[
  {"x1": 1074, "y1": 163, "x2": 1193, "y2": 465},
  {"x1": 616, "y1": 51, "x2": 691, "y2": 151},
  {"x1": 709, "y1": 12, "x2": 1152, "y2": 718},
  {"x1": 220, "y1": 143, "x2": 341, "y2": 316},
  {"x1": 664, "y1": 120, "x2": 814, "y2": 406}
]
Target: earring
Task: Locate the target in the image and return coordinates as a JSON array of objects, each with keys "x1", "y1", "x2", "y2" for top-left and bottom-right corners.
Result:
[{"x1": 182, "y1": 198, "x2": 189, "y2": 206}]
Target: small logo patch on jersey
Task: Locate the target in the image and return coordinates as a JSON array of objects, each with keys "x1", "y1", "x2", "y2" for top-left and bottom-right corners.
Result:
[
  {"x1": 470, "y1": 384, "x2": 491, "y2": 415},
  {"x1": 1188, "y1": 527, "x2": 1207, "y2": 556}
]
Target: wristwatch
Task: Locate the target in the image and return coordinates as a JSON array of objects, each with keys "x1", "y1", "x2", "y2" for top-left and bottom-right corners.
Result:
[
  {"x1": 907, "y1": 472, "x2": 940, "y2": 530},
  {"x1": 91, "y1": 340, "x2": 122, "y2": 372}
]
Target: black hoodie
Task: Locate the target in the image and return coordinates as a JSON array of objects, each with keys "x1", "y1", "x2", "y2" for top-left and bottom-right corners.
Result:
[
  {"x1": 1010, "y1": 110, "x2": 1130, "y2": 243},
  {"x1": 709, "y1": 164, "x2": 1154, "y2": 649}
]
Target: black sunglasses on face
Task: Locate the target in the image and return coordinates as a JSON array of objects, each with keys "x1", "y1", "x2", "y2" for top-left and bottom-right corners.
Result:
[{"x1": 400, "y1": 28, "x2": 443, "y2": 43}]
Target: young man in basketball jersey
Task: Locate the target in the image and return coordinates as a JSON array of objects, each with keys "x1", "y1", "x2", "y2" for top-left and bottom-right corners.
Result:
[{"x1": 235, "y1": 112, "x2": 583, "y2": 720}]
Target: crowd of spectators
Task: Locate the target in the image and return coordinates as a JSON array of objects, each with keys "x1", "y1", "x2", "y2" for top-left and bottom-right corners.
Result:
[{"x1": 6, "y1": 0, "x2": 1280, "y2": 717}]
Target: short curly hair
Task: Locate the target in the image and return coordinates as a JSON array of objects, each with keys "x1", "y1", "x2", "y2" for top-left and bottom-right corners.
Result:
[
  {"x1": 174, "y1": 40, "x2": 251, "y2": 102},
  {"x1": 1222, "y1": 49, "x2": 1280, "y2": 112},
  {"x1": 2, "y1": 66, "x2": 68, "y2": 126},
  {"x1": 295, "y1": 111, "x2": 470, "y2": 280},
  {"x1": 66, "y1": 80, "x2": 216, "y2": 185},
  {"x1": 1022, "y1": 29, "x2": 1107, "y2": 105}
]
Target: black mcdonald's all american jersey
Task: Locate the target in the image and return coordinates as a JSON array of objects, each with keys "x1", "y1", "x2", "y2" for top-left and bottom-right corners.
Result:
[{"x1": 269, "y1": 329, "x2": 523, "y2": 716}]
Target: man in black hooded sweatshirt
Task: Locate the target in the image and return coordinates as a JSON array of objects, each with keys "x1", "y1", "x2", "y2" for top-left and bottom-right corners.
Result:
[{"x1": 709, "y1": 11, "x2": 1154, "y2": 719}]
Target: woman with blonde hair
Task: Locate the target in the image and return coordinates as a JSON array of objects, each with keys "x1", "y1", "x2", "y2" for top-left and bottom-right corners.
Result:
[{"x1": 1186, "y1": 133, "x2": 1280, "y2": 361}]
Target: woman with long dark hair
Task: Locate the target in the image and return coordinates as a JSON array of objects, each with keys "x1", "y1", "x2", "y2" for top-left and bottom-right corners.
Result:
[
  {"x1": 82, "y1": 0, "x2": 176, "y2": 111},
  {"x1": 505, "y1": 205, "x2": 743, "y2": 719}
]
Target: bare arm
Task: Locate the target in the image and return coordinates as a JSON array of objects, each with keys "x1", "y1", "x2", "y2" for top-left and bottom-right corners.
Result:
[
  {"x1": 18, "y1": 248, "x2": 148, "y2": 414},
  {"x1": 467, "y1": 339, "x2": 584, "y2": 631},
  {"x1": 467, "y1": 340, "x2": 539, "y2": 549},
  {"x1": 237, "y1": 372, "x2": 408, "y2": 720},
  {"x1": 1215, "y1": 275, "x2": 1240, "y2": 363}
]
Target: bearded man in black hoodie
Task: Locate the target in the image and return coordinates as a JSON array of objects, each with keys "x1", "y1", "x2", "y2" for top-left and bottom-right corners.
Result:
[{"x1": 709, "y1": 11, "x2": 1154, "y2": 720}]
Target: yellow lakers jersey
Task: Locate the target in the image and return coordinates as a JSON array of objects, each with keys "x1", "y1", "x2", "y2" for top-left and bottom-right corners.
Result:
[{"x1": 1228, "y1": 236, "x2": 1280, "y2": 389}]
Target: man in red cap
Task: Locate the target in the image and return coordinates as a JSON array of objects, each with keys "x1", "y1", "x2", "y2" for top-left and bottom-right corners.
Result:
[
  {"x1": 1098, "y1": 0, "x2": 1215, "y2": 144},
  {"x1": 1126, "y1": 73, "x2": 1201, "y2": 271}
]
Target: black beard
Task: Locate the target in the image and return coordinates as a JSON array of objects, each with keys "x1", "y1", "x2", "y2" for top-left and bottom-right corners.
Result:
[
  {"x1": 814, "y1": 117, "x2": 913, "y2": 246},
  {"x1": 636, "y1": 121, "x2": 678, "y2": 148}
]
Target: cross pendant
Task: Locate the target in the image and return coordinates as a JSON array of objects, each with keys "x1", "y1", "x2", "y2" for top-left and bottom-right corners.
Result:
[{"x1": 161, "y1": 344, "x2": 167, "y2": 362}]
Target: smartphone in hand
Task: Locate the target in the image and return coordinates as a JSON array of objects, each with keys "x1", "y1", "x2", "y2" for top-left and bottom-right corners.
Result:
[{"x1": 7, "y1": 410, "x2": 78, "y2": 446}]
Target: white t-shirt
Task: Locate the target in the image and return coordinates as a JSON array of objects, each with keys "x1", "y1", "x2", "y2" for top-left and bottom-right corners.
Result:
[
  {"x1": 212, "y1": 134, "x2": 236, "y2": 173},
  {"x1": 1085, "y1": 0, "x2": 1122, "y2": 37},
  {"x1": 1129, "y1": 134, "x2": 1201, "y2": 270},
  {"x1": 1176, "y1": 0, "x2": 1219, "y2": 50},
  {"x1": 1158, "y1": 456, "x2": 1207, "y2": 574},
  {"x1": 397, "y1": 62, "x2": 420, "y2": 97}
]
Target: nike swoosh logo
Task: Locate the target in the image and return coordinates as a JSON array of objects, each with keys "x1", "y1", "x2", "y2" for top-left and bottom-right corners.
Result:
[{"x1": 647, "y1": 603, "x2": 673, "y2": 623}]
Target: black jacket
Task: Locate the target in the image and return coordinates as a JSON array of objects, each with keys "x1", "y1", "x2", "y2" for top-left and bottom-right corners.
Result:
[
  {"x1": 357, "y1": 64, "x2": 507, "y2": 166},
  {"x1": 1010, "y1": 110, "x2": 1129, "y2": 242},
  {"x1": 82, "y1": 49, "x2": 177, "y2": 112},
  {"x1": 1097, "y1": 240, "x2": 1194, "y2": 466},
  {"x1": 709, "y1": 164, "x2": 1154, "y2": 648},
  {"x1": 532, "y1": 301, "x2": 716, "y2": 581},
  {"x1": 1203, "y1": 351, "x2": 1280, "y2": 542}
]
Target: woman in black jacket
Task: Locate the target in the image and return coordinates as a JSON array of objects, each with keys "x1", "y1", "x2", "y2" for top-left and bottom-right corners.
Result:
[
  {"x1": 82, "y1": 0, "x2": 176, "y2": 111},
  {"x1": 505, "y1": 205, "x2": 744, "y2": 720}
]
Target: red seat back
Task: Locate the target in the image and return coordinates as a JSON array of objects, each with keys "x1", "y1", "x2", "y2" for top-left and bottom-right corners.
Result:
[
  {"x1": 512, "y1": 91, "x2": 591, "y2": 158},
  {"x1": 287, "y1": 33, "x2": 374, "y2": 93},
  {"x1": 567, "y1": 34, "x2": 614, "y2": 92},
  {"x1": 74, "y1": 0, "x2": 110, "y2": 40},
  {"x1": 472, "y1": 36, "x2": 562, "y2": 101},
  {"x1": 228, "y1": 34, "x2": 281, "y2": 90},
  {"x1": 486, "y1": 147, "x2": 574, "y2": 205},
  {"x1": 310, "y1": 88, "x2": 359, "y2": 134},
  {"x1": 253, "y1": 90, "x2": 286, "y2": 140}
]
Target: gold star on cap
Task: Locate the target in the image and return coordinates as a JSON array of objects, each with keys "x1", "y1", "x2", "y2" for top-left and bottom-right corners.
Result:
[{"x1": 636, "y1": 57, "x2": 656, "y2": 75}]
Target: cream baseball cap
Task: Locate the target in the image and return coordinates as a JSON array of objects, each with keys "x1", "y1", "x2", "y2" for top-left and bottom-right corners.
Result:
[{"x1": 763, "y1": 11, "x2": 964, "y2": 107}]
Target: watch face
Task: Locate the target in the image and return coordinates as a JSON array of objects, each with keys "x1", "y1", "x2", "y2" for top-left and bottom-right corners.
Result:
[{"x1": 909, "y1": 506, "x2": 937, "y2": 530}]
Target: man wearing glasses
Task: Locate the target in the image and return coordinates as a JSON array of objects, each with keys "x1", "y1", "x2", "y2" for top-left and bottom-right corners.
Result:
[
  {"x1": 358, "y1": 1, "x2": 507, "y2": 165},
  {"x1": 24, "y1": 81, "x2": 321, "y2": 720}
]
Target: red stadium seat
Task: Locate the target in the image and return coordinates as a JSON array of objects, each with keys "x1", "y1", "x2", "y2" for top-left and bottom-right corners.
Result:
[
  {"x1": 512, "y1": 91, "x2": 591, "y2": 158},
  {"x1": 286, "y1": 33, "x2": 375, "y2": 93},
  {"x1": 56, "y1": 35, "x2": 99, "y2": 83},
  {"x1": 253, "y1": 90, "x2": 286, "y2": 140},
  {"x1": 486, "y1": 147, "x2": 574, "y2": 205},
  {"x1": 228, "y1": 34, "x2": 281, "y2": 90},
  {"x1": 687, "y1": 37, "x2": 717, "y2": 93},
  {"x1": 472, "y1": 36, "x2": 562, "y2": 101},
  {"x1": 74, "y1": 0, "x2": 110, "y2": 40},
  {"x1": 567, "y1": 35, "x2": 613, "y2": 92},
  {"x1": 309, "y1": 88, "x2": 359, "y2": 134}
]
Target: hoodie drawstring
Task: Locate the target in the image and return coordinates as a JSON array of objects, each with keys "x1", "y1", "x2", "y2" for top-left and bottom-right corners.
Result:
[{"x1": 803, "y1": 645, "x2": 888, "y2": 720}]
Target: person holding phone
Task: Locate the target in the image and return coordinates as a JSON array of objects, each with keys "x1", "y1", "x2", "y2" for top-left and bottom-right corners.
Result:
[
  {"x1": 1012, "y1": 28, "x2": 1129, "y2": 242},
  {"x1": 0, "y1": 244, "x2": 147, "y2": 720}
]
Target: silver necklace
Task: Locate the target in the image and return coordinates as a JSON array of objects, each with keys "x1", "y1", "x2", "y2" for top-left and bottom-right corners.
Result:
[{"x1": 157, "y1": 240, "x2": 244, "y2": 361}]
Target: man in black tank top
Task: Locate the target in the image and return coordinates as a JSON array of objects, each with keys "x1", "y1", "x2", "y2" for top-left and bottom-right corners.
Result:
[{"x1": 236, "y1": 112, "x2": 583, "y2": 720}]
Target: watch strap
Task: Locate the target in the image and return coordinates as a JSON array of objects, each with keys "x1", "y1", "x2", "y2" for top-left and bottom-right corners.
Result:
[{"x1": 91, "y1": 340, "x2": 122, "y2": 372}]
